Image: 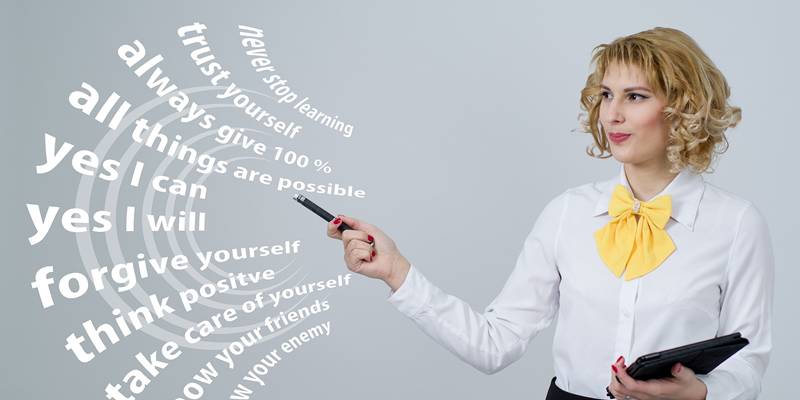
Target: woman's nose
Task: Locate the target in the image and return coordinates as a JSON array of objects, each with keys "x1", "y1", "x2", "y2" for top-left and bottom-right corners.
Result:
[{"x1": 602, "y1": 99, "x2": 625, "y2": 126}]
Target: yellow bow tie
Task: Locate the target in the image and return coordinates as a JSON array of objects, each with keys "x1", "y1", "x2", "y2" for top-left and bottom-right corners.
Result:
[{"x1": 594, "y1": 184, "x2": 676, "y2": 280}]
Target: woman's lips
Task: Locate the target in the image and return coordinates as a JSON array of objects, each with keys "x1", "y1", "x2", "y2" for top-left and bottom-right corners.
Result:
[{"x1": 608, "y1": 132, "x2": 632, "y2": 144}]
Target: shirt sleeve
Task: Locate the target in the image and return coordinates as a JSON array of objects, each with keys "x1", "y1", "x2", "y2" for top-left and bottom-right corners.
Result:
[
  {"x1": 696, "y1": 203, "x2": 775, "y2": 400},
  {"x1": 385, "y1": 191, "x2": 567, "y2": 374}
]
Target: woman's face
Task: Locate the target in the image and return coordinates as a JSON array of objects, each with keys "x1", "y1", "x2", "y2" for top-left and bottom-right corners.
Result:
[{"x1": 599, "y1": 62, "x2": 670, "y2": 168}]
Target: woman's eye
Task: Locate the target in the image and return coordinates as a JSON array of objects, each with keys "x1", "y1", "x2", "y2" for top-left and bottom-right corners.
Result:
[
  {"x1": 600, "y1": 91, "x2": 648, "y2": 102},
  {"x1": 628, "y1": 93, "x2": 648, "y2": 101}
]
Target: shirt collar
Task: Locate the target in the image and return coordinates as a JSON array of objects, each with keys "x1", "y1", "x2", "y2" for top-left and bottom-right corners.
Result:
[{"x1": 592, "y1": 164, "x2": 705, "y2": 231}]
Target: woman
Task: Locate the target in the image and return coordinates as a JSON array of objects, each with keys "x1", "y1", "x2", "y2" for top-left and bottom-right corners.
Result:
[{"x1": 326, "y1": 27, "x2": 774, "y2": 400}]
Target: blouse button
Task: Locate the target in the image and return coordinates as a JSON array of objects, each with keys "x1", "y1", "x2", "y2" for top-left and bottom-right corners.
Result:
[{"x1": 632, "y1": 199, "x2": 641, "y2": 213}]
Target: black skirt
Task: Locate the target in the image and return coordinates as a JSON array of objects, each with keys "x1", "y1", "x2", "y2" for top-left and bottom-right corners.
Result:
[{"x1": 545, "y1": 377, "x2": 604, "y2": 400}]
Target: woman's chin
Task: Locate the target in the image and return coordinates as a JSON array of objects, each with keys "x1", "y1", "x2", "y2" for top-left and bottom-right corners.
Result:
[
  {"x1": 608, "y1": 147, "x2": 641, "y2": 164},
  {"x1": 609, "y1": 151, "x2": 630, "y2": 164}
]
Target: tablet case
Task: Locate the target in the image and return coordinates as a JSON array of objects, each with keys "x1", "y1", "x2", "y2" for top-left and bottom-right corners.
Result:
[{"x1": 625, "y1": 332, "x2": 749, "y2": 380}]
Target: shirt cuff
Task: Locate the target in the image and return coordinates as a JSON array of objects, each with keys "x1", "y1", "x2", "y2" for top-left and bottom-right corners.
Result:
[{"x1": 385, "y1": 263, "x2": 431, "y2": 319}]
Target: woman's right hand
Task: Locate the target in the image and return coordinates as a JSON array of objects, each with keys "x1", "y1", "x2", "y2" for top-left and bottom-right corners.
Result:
[{"x1": 326, "y1": 214, "x2": 411, "y2": 291}]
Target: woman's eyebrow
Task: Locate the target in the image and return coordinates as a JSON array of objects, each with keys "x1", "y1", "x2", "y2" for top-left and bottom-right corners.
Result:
[{"x1": 600, "y1": 84, "x2": 652, "y2": 93}]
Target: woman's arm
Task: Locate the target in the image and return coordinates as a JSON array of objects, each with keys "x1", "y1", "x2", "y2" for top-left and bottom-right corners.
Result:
[
  {"x1": 385, "y1": 192, "x2": 568, "y2": 374},
  {"x1": 695, "y1": 203, "x2": 776, "y2": 399}
]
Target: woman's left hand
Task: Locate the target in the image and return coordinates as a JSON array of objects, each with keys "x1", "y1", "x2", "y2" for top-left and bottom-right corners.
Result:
[{"x1": 607, "y1": 356, "x2": 708, "y2": 400}]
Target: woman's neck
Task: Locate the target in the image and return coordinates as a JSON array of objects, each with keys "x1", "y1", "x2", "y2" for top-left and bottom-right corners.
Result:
[{"x1": 623, "y1": 160, "x2": 679, "y2": 201}]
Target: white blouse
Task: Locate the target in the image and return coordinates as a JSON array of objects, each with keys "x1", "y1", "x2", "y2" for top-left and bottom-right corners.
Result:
[{"x1": 386, "y1": 164, "x2": 774, "y2": 399}]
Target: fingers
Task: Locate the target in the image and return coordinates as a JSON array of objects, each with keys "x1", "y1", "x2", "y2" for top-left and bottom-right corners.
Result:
[
  {"x1": 611, "y1": 356, "x2": 658, "y2": 399},
  {"x1": 327, "y1": 214, "x2": 377, "y2": 242},
  {"x1": 616, "y1": 361, "x2": 646, "y2": 391},
  {"x1": 342, "y1": 228, "x2": 374, "y2": 251},
  {"x1": 327, "y1": 214, "x2": 380, "y2": 274},
  {"x1": 609, "y1": 365, "x2": 625, "y2": 398},
  {"x1": 327, "y1": 215, "x2": 345, "y2": 239},
  {"x1": 344, "y1": 239, "x2": 376, "y2": 270},
  {"x1": 609, "y1": 356, "x2": 635, "y2": 399},
  {"x1": 613, "y1": 356, "x2": 638, "y2": 390},
  {"x1": 608, "y1": 378, "x2": 629, "y2": 399},
  {"x1": 329, "y1": 215, "x2": 376, "y2": 248},
  {"x1": 608, "y1": 379, "x2": 636, "y2": 400},
  {"x1": 344, "y1": 247, "x2": 371, "y2": 269},
  {"x1": 345, "y1": 235, "x2": 375, "y2": 259},
  {"x1": 671, "y1": 362, "x2": 689, "y2": 378}
]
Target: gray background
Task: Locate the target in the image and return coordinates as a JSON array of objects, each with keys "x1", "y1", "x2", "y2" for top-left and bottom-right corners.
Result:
[{"x1": 2, "y1": 1, "x2": 797, "y2": 398}]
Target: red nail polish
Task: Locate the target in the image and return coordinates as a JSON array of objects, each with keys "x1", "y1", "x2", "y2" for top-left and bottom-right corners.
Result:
[
  {"x1": 616, "y1": 356, "x2": 623, "y2": 364},
  {"x1": 371, "y1": 250, "x2": 376, "y2": 257},
  {"x1": 611, "y1": 365, "x2": 618, "y2": 373},
  {"x1": 333, "y1": 218, "x2": 341, "y2": 224},
  {"x1": 368, "y1": 235, "x2": 374, "y2": 242}
]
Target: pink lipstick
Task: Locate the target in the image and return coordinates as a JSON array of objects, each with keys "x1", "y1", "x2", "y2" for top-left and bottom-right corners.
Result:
[{"x1": 608, "y1": 132, "x2": 631, "y2": 144}]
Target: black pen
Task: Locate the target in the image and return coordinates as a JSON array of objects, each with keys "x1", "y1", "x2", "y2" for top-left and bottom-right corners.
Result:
[{"x1": 292, "y1": 194, "x2": 353, "y2": 232}]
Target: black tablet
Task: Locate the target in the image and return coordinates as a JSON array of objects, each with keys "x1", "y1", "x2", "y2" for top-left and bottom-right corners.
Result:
[{"x1": 625, "y1": 332, "x2": 749, "y2": 380}]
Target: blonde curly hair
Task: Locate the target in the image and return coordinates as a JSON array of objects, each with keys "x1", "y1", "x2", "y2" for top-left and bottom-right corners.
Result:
[{"x1": 578, "y1": 27, "x2": 741, "y2": 174}]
